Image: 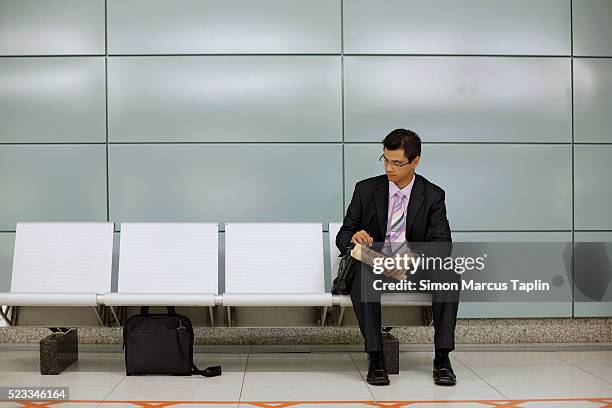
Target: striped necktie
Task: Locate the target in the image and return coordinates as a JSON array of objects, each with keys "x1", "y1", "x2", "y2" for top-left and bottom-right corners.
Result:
[
  {"x1": 389, "y1": 192, "x2": 407, "y2": 242},
  {"x1": 384, "y1": 192, "x2": 409, "y2": 256}
]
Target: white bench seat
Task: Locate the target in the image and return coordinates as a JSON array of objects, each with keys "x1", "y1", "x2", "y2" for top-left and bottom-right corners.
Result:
[
  {"x1": 0, "y1": 222, "x2": 114, "y2": 308},
  {"x1": 0, "y1": 292, "x2": 100, "y2": 307},
  {"x1": 0, "y1": 222, "x2": 114, "y2": 325},
  {"x1": 222, "y1": 293, "x2": 332, "y2": 307},
  {"x1": 223, "y1": 223, "x2": 330, "y2": 307},
  {"x1": 104, "y1": 223, "x2": 219, "y2": 308},
  {"x1": 103, "y1": 293, "x2": 217, "y2": 307}
]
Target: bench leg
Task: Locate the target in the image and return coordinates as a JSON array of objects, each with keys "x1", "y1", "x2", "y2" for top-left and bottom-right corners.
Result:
[
  {"x1": 226, "y1": 306, "x2": 232, "y2": 327},
  {"x1": 0, "y1": 306, "x2": 12, "y2": 326},
  {"x1": 382, "y1": 332, "x2": 399, "y2": 375},
  {"x1": 40, "y1": 328, "x2": 78, "y2": 375},
  {"x1": 92, "y1": 306, "x2": 104, "y2": 326},
  {"x1": 109, "y1": 306, "x2": 121, "y2": 327},
  {"x1": 319, "y1": 306, "x2": 328, "y2": 326},
  {"x1": 336, "y1": 306, "x2": 346, "y2": 326},
  {"x1": 208, "y1": 306, "x2": 215, "y2": 327}
]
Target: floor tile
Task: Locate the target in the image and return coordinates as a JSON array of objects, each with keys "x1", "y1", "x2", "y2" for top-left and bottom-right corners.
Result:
[
  {"x1": 549, "y1": 350, "x2": 612, "y2": 366},
  {"x1": 520, "y1": 401, "x2": 604, "y2": 408},
  {"x1": 242, "y1": 370, "x2": 365, "y2": 387},
  {"x1": 367, "y1": 385, "x2": 506, "y2": 402},
  {"x1": 120, "y1": 356, "x2": 246, "y2": 388},
  {"x1": 417, "y1": 404, "x2": 506, "y2": 408},
  {"x1": 470, "y1": 364, "x2": 608, "y2": 387},
  {"x1": 497, "y1": 384, "x2": 612, "y2": 399},
  {"x1": 0, "y1": 350, "x2": 38, "y2": 380},
  {"x1": 452, "y1": 351, "x2": 569, "y2": 368},
  {"x1": 0, "y1": 362, "x2": 125, "y2": 388},
  {"x1": 239, "y1": 404, "x2": 369, "y2": 408},
  {"x1": 243, "y1": 353, "x2": 363, "y2": 387},
  {"x1": 406, "y1": 404, "x2": 504, "y2": 408},
  {"x1": 239, "y1": 386, "x2": 373, "y2": 402},
  {"x1": 571, "y1": 364, "x2": 612, "y2": 385},
  {"x1": 0, "y1": 403, "x2": 102, "y2": 408},
  {"x1": 99, "y1": 404, "x2": 238, "y2": 408},
  {"x1": 104, "y1": 384, "x2": 241, "y2": 402}
]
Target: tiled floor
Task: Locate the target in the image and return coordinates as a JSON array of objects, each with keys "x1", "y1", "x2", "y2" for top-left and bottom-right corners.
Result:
[{"x1": 0, "y1": 347, "x2": 611, "y2": 407}]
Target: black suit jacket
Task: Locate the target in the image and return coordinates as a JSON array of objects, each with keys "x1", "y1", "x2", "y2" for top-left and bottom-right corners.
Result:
[{"x1": 336, "y1": 173, "x2": 452, "y2": 259}]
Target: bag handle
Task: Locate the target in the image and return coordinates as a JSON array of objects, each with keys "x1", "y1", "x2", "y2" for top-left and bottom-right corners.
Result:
[
  {"x1": 140, "y1": 306, "x2": 176, "y2": 315},
  {"x1": 175, "y1": 327, "x2": 222, "y2": 377},
  {"x1": 339, "y1": 242, "x2": 355, "y2": 258}
]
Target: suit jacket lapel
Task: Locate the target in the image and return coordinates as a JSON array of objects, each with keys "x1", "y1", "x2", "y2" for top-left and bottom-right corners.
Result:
[
  {"x1": 373, "y1": 176, "x2": 389, "y2": 240},
  {"x1": 405, "y1": 174, "x2": 424, "y2": 239}
]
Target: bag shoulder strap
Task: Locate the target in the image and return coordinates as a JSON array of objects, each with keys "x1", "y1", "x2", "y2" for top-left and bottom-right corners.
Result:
[
  {"x1": 191, "y1": 362, "x2": 222, "y2": 377},
  {"x1": 175, "y1": 326, "x2": 222, "y2": 377}
]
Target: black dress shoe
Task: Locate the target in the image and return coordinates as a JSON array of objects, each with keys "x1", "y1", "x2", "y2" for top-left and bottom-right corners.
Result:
[
  {"x1": 433, "y1": 357, "x2": 456, "y2": 386},
  {"x1": 367, "y1": 351, "x2": 390, "y2": 386}
]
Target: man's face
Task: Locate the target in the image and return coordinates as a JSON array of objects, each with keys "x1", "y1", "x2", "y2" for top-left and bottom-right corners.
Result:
[{"x1": 382, "y1": 148, "x2": 419, "y2": 183}]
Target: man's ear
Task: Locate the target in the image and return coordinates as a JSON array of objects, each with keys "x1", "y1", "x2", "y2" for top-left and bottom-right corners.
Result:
[{"x1": 412, "y1": 156, "x2": 421, "y2": 168}]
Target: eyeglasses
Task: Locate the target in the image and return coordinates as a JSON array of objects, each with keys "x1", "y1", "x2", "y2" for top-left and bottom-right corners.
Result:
[{"x1": 379, "y1": 154, "x2": 410, "y2": 168}]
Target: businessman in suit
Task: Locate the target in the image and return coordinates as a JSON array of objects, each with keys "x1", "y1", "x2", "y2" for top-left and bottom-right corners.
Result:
[{"x1": 336, "y1": 128, "x2": 459, "y2": 386}]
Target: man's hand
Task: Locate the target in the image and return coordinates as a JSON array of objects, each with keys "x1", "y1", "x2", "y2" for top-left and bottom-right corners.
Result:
[
  {"x1": 382, "y1": 266, "x2": 407, "y2": 281},
  {"x1": 351, "y1": 230, "x2": 373, "y2": 246}
]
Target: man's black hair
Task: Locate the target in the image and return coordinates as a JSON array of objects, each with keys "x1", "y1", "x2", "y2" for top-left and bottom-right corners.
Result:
[{"x1": 382, "y1": 128, "x2": 421, "y2": 162}]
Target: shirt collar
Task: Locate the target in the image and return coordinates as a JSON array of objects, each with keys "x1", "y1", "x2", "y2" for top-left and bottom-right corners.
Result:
[{"x1": 389, "y1": 173, "x2": 416, "y2": 198}]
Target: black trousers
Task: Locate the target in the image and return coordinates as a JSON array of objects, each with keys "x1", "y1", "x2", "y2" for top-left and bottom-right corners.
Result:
[{"x1": 350, "y1": 262, "x2": 460, "y2": 353}]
